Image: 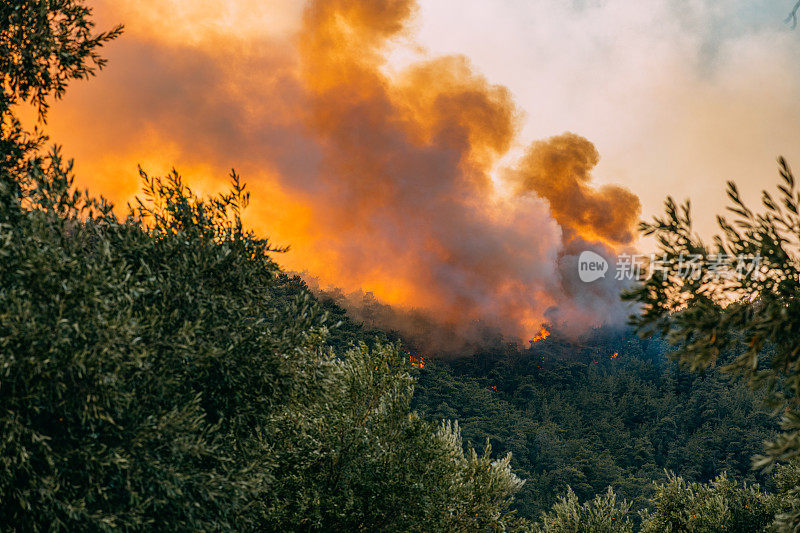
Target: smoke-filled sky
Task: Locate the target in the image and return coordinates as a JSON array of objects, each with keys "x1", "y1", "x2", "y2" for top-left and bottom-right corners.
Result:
[
  {"x1": 41, "y1": 0, "x2": 800, "y2": 348},
  {"x1": 409, "y1": 0, "x2": 800, "y2": 234}
]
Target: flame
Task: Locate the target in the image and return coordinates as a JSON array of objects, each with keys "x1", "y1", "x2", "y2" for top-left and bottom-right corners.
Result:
[
  {"x1": 531, "y1": 326, "x2": 551, "y2": 343},
  {"x1": 408, "y1": 353, "x2": 425, "y2": 368},
  {"x1": 610, "y1": 351, "x2": 619, "y2": 360}
]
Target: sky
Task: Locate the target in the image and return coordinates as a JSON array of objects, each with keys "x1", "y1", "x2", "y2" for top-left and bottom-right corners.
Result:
[
  {"x1": 37, "y1": 0, "x2": 800, "y2": 346},
  {"x1": 407, "y1": 0, "x2": 800, "y2": 237}
]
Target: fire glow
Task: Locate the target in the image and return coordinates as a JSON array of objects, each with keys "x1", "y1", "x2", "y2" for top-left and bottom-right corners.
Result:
[{"x1": 49, "y1": 0, "x2": 641, "y2": 351}]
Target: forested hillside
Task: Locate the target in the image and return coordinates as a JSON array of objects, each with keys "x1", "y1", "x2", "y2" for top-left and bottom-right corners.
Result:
[
  {"x1": 5, "y1": 151, "x2": 796, "y2": 530},
  {"x1": 4, "y1": 1, "x2": 800, "y2": 531},
  {"x1": 410, "y1": 330, "x2": 778, "y2": 519}
]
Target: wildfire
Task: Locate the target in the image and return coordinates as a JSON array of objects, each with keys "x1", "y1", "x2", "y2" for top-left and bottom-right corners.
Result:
[
  {"x1": 407, "y1": 352, "x2": 425, "y2": 368},
  {"x1": 44, "y1": 0, "x2": 642, "y2": 351},
  {"x1": 531, "y1": 326, "x2": 551, "y2": 343},
  {"x1": 610, "y1": 352, "x2": 619, "y2": 360}
]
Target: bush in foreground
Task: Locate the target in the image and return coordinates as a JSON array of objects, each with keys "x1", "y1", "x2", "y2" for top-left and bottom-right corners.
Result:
[{"x1": 0, "y1": 159, "x2": 527, "y2": 530}]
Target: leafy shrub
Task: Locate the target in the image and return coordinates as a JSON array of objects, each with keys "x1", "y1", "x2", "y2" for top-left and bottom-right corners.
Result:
[
  {"x1": 639, "y1": 472, "x2": 778, "y2": 532},
  {"x1": 535, "y1": 487, "x2": 633, "y2": 532},
  {"x1": 0, "y1": 160, "x2": 529, "y2": 530}
]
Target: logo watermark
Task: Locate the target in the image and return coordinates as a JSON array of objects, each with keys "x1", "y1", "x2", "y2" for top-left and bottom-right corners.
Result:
[
  {"x1": 577, "y1": 251, "x2": 609, "y2": 282},
  {"x1": 578, "y1": 252, "x2": 764, "y2": 283}
]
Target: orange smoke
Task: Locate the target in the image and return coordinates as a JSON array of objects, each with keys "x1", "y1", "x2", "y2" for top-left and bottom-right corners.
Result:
[
  {"x1": 44, "y1": 0, "x2": 640, "y2": 351},
  {"x1": 508, "y1": 133, "x2": 641, "y2": 246}
]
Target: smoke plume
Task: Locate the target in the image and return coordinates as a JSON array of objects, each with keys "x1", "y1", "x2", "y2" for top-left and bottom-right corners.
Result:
[
  {"x1": 508, "y1": 133, "x2": 641, "y2": 246},
  {"x1": 49, "y1": 0, "x2": 641, "y2": 352}
]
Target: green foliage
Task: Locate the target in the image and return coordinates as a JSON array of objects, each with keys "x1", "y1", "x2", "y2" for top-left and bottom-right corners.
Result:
[
  {"x1": 0, "y1": 0, "x2": 121, "y2": 219},
  {"x1": 0, "y1": 164, "x2": 324, "y2": 529},
  {"x1": 770, "y1": 460, "x2": 800, "y2": 531},
  {"x1": 0, "y1": 0, "x2": 122, "y2": 115},
  {"x1": 267, "y1": 343, "x2": 527, "y2": 531},
  {"x1": 535, "y1": 487, "x2": 633, "y2": 533},
  {"x1": 639, "y1": 472, "x2": 778, "y2": 532},
  {"x1": 0, "y1": 162, "x2": 528, "y2": 530},
  {"x1": 624, "y1": 160, "x2": 800, "y2": 529},
  {"x1": 413, "y1": 335, "x2": 777, "y2": 520}
]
